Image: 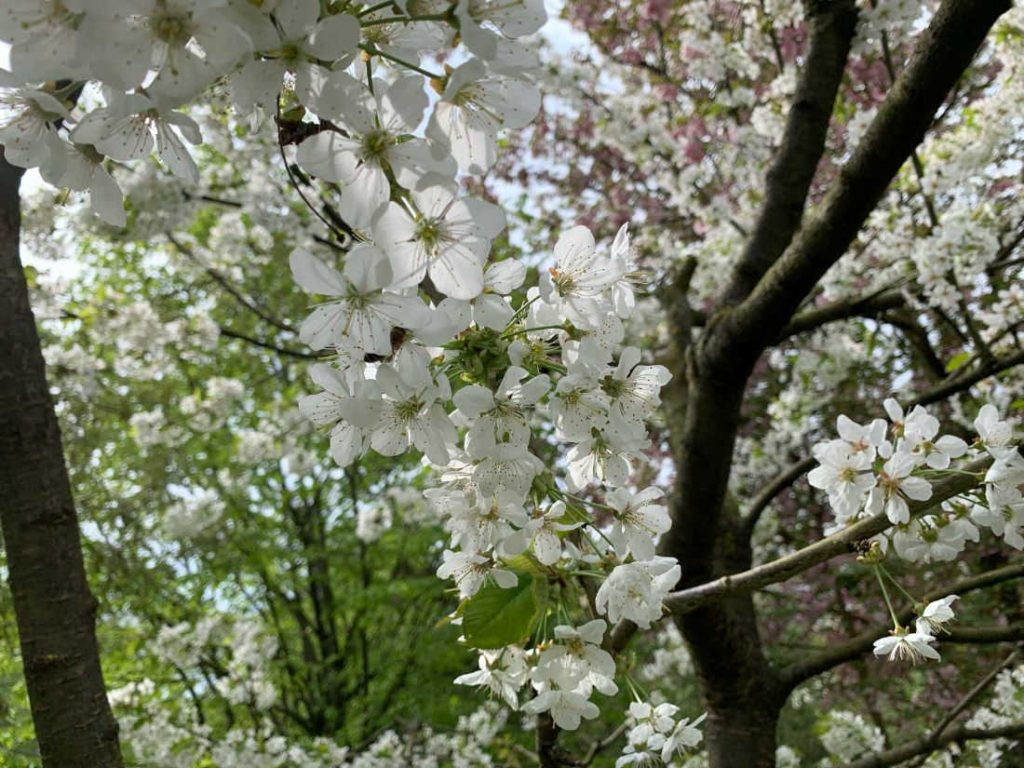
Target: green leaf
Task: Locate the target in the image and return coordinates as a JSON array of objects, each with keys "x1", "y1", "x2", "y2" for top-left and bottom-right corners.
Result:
[
  {"x1": 945, "y1": 351, "x2": 970, "y2": 373},
  {"x1": 462, "y1": 574, "x2": 543, "y2": 649},
  {"x1": 502, "y1": 553, "x2": 548, "y2": 578}
]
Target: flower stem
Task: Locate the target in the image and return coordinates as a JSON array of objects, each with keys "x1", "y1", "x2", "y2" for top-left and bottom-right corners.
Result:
[
  {"x1": 874, "y1": 565, "x2": 901, "y2": 629},
  {"x1": 880, "y1": 565, "x2": 920, "y2": 605},
  {"x1": 359, "y1": 44, "x2": 444, "y2": 80}
]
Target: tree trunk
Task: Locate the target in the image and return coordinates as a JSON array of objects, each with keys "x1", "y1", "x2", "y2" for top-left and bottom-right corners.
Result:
[
  {"x1": 660, "y1": 279, "x2": 785, "y2": 768},
  {"x1": 0, "y1": 156, "x2": 124, "y2": 766},
  {"x1": 703, "y1": 700, "x2": 783, "y2": 768}
]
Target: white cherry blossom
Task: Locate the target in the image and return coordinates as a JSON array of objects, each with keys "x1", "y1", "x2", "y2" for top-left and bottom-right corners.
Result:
[
  {"x1": 808, "y1": 440, "x2": 875, "y2": 523},
  {"x1": 374, "y1": 186, "x2": 506, "y2": 299},
  {"x1": 454, "y1": 366, "x2": 550, "y2": 458},
  {"x1": 524, "y1": 501, "x2": 580, "y2": 565},
  {"x1": 454, "y1": 646, "x2": 529, "y2": 709},
  {"x1": 229, "y1": 0, "x2": 359, "y2": 113},
  {"x1": 916, "y1": 595, "x2": 958, "y2": 635},
  {"x1": 605, "y1": 487, "x2": 671, "y2": 561},
  {"x1": 290, "y1": 245, "x2": 428, "y2": 354},
  {"x1": 595, "y1": 557, "x2": 680, "y2": 628},
  {"x1": 539, "y1": 226, "x2": 624, "y2": 331},
  {"x1": 295, "y1": 75, "x2": 448, "y2": 227},
  {"x1": 866, "y1": 449, "x2": 932, "y2": 525},
  {"x1": 872, "y1": 628, "x2": 940, "y2": 663},
  {"x1": 426, "y1": 58, "x2": 540, "y2": 174}
]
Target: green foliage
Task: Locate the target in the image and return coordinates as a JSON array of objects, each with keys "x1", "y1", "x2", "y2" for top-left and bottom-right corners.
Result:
[{"x1": 462, "y1": 573, "x2": 548, "y2": 650}]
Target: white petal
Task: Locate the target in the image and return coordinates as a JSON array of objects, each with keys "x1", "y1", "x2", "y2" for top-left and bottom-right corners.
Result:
[
  {"x1": 291, "y1": 248, "x2": 347, "y2": 295},
  {"x1": 308, "y1": 13, "x2": 359, "y2": 61}
]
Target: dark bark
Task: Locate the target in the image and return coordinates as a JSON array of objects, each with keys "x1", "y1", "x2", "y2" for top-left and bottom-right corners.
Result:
[
  {"x1": 659, "y1": 4, "x2": 857, "y2": 764},
  {"x1": 714, "y1": 0, "x2": 1013, "y2": 369},
  {"x1": 0, "y1": 155, "x2": 123, "y2": 766},
  {"x1": 656, "y1": 1, "x2": 1012, "y2": 766},
  {"x1": 721, "y1": 0, "x2": 859, "y2": 306},
  {"x1": 704, "y1": 701, "x2": 784, "y2": 768}
]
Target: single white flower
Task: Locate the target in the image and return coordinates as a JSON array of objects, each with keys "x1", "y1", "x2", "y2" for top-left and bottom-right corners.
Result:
[
  {"x1": 916, "y1": 595, "x2": 957, "y2": 635},
  {"x1": 374, "y1": 186, "x2": 506, "y2": 299},
  {"x1": 975, "y1": 404, "x2": 1015, "y2": 457},
  {"x1": 524, "y1": 501, "x2": 581, "y2": 565},
  {"x1": 539, "y1": 226, "x2": 623, "y2": 330},
  {"x1": 426, "y1": 58, "x2": 540, "y2": 173},
  {"x1": 436, "y1": 549, "x2": 514, "y2": 598},
  {"x1": 295, "y1": 74, "x2": 448, "y2": 227},
  {"x1": 595, "y1": 557, "x2": 680, "y2": 628},
  {"x1": 533, "y1": 619, "x2": 617, "y2": 696},
  {"x1": 229, "y1": 0, "x2": 359, "y2": 113},
  {"x1": 836, "y1": 414, "x2": 888, "y2": 461},
  {"x1": 808, "y1": 440, "x2": 874, "y2": 522},
  {"x1": 872, "y1": 627, "x2": 940, "y2": 663},
  {"x1": 290, "y1": 245, "x2": 428, "y2": 354},
  {"x1": 605, "y1": 487, "x2": 671, "y2": 561},
  {"x1": 454, "y1": 646, "x2": 529, "y2": 709},
  {"x1": 866, "y1": 449, "x2": 932, "y2": 525},
  {"x1": 661, "y1": 713, "x2": 706, "y2": 762},
  {"x1": 602, "y1": 347, "x2": 672, "y2": 427},
  {"x1": 454, "y1": 366, "x2": 550, "y2": 458}
]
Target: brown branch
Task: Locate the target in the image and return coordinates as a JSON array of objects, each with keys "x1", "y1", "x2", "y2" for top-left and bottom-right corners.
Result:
[
  {"x1": 165, "y1": 232, "x2": 296, "y2": 333},
  {"x1": 777, "y1": 289, "x2": 905, "y2": 340},
  {"x1": 581, "y1": 721, "x2": 629, "y2": 766},
  {"x1": 906, "y1": 648, "x2": 1019, "y2": 768},
  {"x1": 665, "y1": 458, "x2": 988, "y2": 617},
  {"x1": 612, "y1": 459, "x2": 992, "y2": 655},
  {"x1": 779, "y1": 559, "x2": 1024, "y2": 688},
  {"x1": 847, "y1": 721, "x2": 1024, "y2": 768},
  {"x1": 711, "y1": 0, "x2": 1012, "y2": 369},
  {"x1": 536, "y1": 712, "x2": 574, "y2": 767},
  {"x1": 883, "y1": 308, "x2": 948, "y2": 381},
  {"x1": 218, "y1": 327, "x2": 320, "y2": 360},
  {"x1": 722, "y1": 0, "x2": 859, "y2": 305},
  {"x1": 916, "y1": 349, "x2": 1024, "y2": 406},
  {"x1": 945, "y1": 625, "x2": 1024, "y2": 644},
  {"x1": 741, "y1": 455, "x2": 816, "y2": 534}
]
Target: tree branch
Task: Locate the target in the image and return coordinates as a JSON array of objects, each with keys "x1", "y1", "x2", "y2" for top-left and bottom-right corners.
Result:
[
  {"x1": 218, "y1": 327, "x2": 320, "y2": 360},
  {"x1": 581, "y1": 721, "x2": 629, "y2": 766},
  {"x1": 778, "y1": 559, "x2": 1024, "y2": 688},
  {"x1": 847, "y1": 721, "x2": 1024, "y2": 768},
  {"x1": 741, "y1": 456, "x2": 816, "y2": 535},
  {"x1": 883, "y1": 308, "x2": 948, "y2": 381},
  {"x1": 916, "y1": 349, "x2": 1024, "y2": 406},
  {"x1": 905, "y1": 648, "x2": 1019, "y2": 768},
  {"x1": 777, "y1": 289, "x2": 905, "y2": 340},
  {"x1": 611, "y1": 460, "x2": 992, "y2": 655},
  {"x1": 711, "y1": 0, "x2": 1012, "y2": 369},
  {"x1": 165, "y1": 232, "x2": 297, "y2": 334},
  {"x1": 721, "y1": 0, "x2": 859, "y2": 305},
  {"x1": 665, "y1": 458, "x2": 988, "y2": 617},
  {"x1": 739, "y1": 344, "x2": 1024, "y2": 536}
]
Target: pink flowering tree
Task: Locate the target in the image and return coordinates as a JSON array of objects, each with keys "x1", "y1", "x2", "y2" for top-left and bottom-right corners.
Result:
[{"x1": 2, "y1": 1, "x2": 1024, "y2": 767}]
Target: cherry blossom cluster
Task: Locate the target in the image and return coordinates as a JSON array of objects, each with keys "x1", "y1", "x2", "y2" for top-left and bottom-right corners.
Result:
[
  {"x1": 871, "y1": 594, "x2": 957, "y2": 665},
  {"x1": 297, "y1": 218, "x2": 685, "y2": 729},
  {"x1": 810, "y1": 401, "x2": 1023, "y2": 556},
  {"x1": 616, "y1": 701, "x2": 705, "y2": 767},
  {"x1": 1, "y1": 0, "x2": 705, "y2": 749},
  {"x1": 811, "y1": 400, "x2": 1022, "y2": 665},
  {"x1": 0, "y1": 0, "x2": 545, "y2": 227},
  {"x1": 111, "y1": 673, "x2": 507, "y2": 767}
]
